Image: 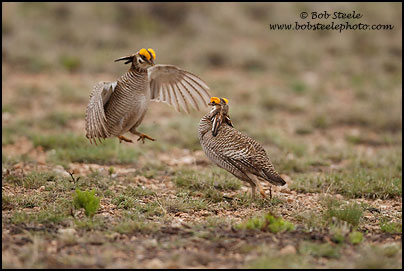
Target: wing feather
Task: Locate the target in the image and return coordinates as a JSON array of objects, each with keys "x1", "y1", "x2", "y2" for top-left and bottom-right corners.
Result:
[
  {"x1": 181, "y1": 76, "x2": 209, "y2": 107},
  {"x1": 85, "y1": 81, "x2": 116, "y2": 142},
  {"x1": 184, "y1": 73, "x2": 211, "y2": 101},
  {"x1": 177, "y1": 81, "x2": 199, "y2": 111},
  {"x1": 148, "y1": 64, "x2": 210, "y2": 113},
  {"x1": 173, "y1": 82, "x2": 189, "y2": 113},
  {"x1": 170, "y1": 83, "x2": 180, "y2": 112}
]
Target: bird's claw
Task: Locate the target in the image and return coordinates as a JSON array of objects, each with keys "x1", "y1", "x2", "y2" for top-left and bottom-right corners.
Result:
[
  {"x1": 137, "y1": 134, "x2": 156, "y2": 144},
  {"x1": 118, "y1": 135, "x2": 133, "y2": 143}
]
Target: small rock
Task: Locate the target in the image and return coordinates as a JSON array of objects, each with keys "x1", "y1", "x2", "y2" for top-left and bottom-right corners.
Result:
[
  {"x1": 286, "y1": 153, "x2": 295, "y2": 160},
  {"x1": 171, "y1": 221, "x2": 182, "y2": 228},
  {"x1": 58, "y1": 228, "x2": 76, "y2": 235},
  {"x1": 144, "y1": 239, "x2": 158, "y2": 247},
  {"x1": 107, "y1": 232, "x2": 120, "y2": 241},
  {"x1": 137, "y1": 176, "x2": 148, "y2": 183},
  {"x1": 13, "y1": 163, "x2": 23, "y2": 169},
  {"x1": 46, "y1": 240, "x2": 58, "y2": 253},
  {"x1": 180, "y1": 156, "x2": 194, "y2": 165},
  {"x1": 335, "y1": 194, "x2": 343, "y2": 200},
  {"x1": 2, "y1": 112, "x2": 11, "y2": 122},
  {"x1": 146, "y1": 258, "x2": 163, "y2": 269},
  {"x1": 279, "y1": 245, "x2": 296, "y2": 255},
  {"x1": 53, "y1": 165, "x2": 69, "y2": 176},
  {"x1": 280, "y1": 186, "x2": 291, "y2": 194}
]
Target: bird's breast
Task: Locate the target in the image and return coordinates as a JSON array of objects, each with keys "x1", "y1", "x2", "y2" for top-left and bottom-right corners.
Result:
[{"x1": 104, "y1": 74, "x2": 149, "y2": 135}]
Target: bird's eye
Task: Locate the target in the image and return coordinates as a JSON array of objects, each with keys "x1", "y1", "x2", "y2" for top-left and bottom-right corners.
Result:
[{"x1": 139, "y1": 58, "x2": 144, "y2": 64}]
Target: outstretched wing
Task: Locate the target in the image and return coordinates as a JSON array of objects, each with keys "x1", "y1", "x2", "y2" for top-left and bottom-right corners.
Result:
[
  {"x1": 85, "y1": 81, "x2": 117, "y2": 143},
  {"x1": 148, "y1": 64, "x2": 211, "y2": 113}
]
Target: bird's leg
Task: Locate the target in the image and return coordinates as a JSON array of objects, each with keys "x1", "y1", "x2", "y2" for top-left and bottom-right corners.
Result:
[
  {"x1": 137, "y1": 133, "x2": 156, "y2": 144},
  {"x1": 130, "y1": 129, "x2": 156, "y2": 144},
  {"x1": 269, "y1": 185, "x2": 272, "y2": 200},
  {"x1": 249, "y1": 183, "x2": 257, "y2": 199},
  {"x1": 256, "y1": 182, "x2": 267, "y2": 199},
  {"x1": 118, "y1": 135, "x2": 133, "y2": 143}
]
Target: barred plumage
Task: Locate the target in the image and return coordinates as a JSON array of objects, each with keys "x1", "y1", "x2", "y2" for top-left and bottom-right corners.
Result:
[
  {"x1": 199, "y1": 98, "x2": 286, "y2": 198},
  {"x1": 103, "y1": 69, "x2": 149, "y2": 137},
  {"x1": 85, "y1": 48, "x2": 211, "y2": 144}
]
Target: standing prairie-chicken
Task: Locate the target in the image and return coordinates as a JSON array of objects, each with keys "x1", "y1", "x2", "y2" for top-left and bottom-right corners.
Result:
[
  {"x1": 85, "y1": 48, "x2": 211, "y2": 144},
  {"x1": 198, "y1": 97, "x2": 286, "y2": 198}
]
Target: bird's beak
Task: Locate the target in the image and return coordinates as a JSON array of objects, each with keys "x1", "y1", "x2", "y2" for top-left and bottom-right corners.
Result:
[{"x1": 212, "y1": 112, "x2": 223, "y2": 137}]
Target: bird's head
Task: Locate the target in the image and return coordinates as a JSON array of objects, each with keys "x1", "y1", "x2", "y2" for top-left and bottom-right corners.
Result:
[
  {"x1": 208, "y1": 97, "x2": 232, "y2": 137},
  {"x1": 115, "y1": 48, "x2": 156, "y2": 70}
]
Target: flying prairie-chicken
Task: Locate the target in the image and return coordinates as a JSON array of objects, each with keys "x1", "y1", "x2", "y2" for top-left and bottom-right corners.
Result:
[
  {"x1": 198, "y1": 97, "x2": 286, "y2": 198},
  {"x1": 85, "y1": 48, "x2": 211, "y2": 144}
]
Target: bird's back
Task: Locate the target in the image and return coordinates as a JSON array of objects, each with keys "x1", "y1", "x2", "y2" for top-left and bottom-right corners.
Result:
[{"x1": 199, "y1": 114, "x2": 285, "y2": 186}]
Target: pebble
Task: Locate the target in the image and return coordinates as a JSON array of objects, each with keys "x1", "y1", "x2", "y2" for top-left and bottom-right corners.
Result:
[
  {"x1": 335, "y1": 194, "x2": 343, "y2": 200},
  {"x1": 279, "y1": 245, "x2": 297, "y2": 255},
  {"x1": 146, "y1": 258, "x2": 163, "y2": 269},
  {"x1": 13, "y1": 163, "x2": 23, "y2": 169},
  {"x1": 144, "y1": 239, "x2": 158, "y2": 247},
  {"x1": 58, "y1": 228, "x2": 76, "y2": 235},
  {"x1": 53, "y1": 165, "x2": 70, "y2": 176}
]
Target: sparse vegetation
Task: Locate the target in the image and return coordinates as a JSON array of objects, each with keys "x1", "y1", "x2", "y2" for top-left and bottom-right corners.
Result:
[
  {"x1": 291, "y1": 149, "x2": 402, "y2": 199},
  {"x1": 114, "y1": 219, "x2": 160, "y2": 234},
  {"x1": 323, "y1": 198, "x2": 363, "y2": 228},
  {"x1": 349, "y1": 231, "x2": 364, "y2": 245},
  {"x1": 380, "y1": 219, "x2": 402, "y2": 234},
  {"x1": 299, "y1": 241, "x2": 341, "y2": 259},
  {"x1": 236, "y1": 213, "x2": 295, "y2": 233}
]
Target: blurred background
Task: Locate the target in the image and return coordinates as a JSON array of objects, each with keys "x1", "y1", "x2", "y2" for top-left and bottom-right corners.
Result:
[{"x1": 2, "y1": 2, "x2": 402, "y2": 170}]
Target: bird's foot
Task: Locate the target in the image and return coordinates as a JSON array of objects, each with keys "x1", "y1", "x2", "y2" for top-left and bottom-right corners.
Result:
[
  {"x1": 137, "y1": 133, "x2": 156, "y2": 144},
  {"x1": 259, "y1": 186, "x2": 268, "y2": 199},
  {"x1": 118, "y1": 135, "x2": 133, "y2": 143}
]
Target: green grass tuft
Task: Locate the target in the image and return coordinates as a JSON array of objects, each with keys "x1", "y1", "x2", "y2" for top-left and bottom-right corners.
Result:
[
  {"x1": 380, "y1": 219, "x2": 402, "y2": 234},
  {"x1": 3, "y1": 171, "x2": 57, "y2": 189},
  {"x1": 324, "y1": 198, "x2": 363, "y2": 228},
  {"x1": 74, "y1": 217, "x2": 105, "y2": 231},
  {"x1": 299, "y1": 242, "x2": 341, "y2": 259},
  {"x1": 112, "y1": 194, "x2": 135, "y2": 210},
  {"x1": 114, "y1": 219, "x2": 160, "y2": 234},
  {"x1": 236, "y1": 213, "x2": 295, "y2": 233},
  {"x1": 349, "y1": 231, "x2": 364, "y2": 245},
  {"x1": 10, "y1": 208, "x2": 68, "y2": 225},
  {"x1": 73, "y1": 189, "x2": 100, "y2": 217}
]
